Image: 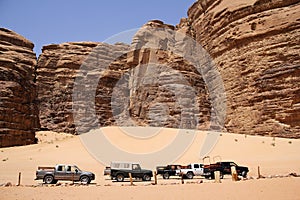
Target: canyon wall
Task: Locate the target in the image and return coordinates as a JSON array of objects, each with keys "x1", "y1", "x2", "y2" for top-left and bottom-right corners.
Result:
[
  {"x1": 36, "y1": 24, "x2": 213, "y2": 134},
  {"x1": 36, "y1": 42, "x2": 129, "y2": 134},
  {"x1": 0, "y1": 28, "x2": 39, "y2": 147},
  {"x1": 183, "y1": 0, "x2": 300, "y2": 137},
  {"x1": 124, "y1": 21, "x2": 213, "y2": 130},
  {"x1": 1, "y1": 0, "x2": 300, "y2": 147}
]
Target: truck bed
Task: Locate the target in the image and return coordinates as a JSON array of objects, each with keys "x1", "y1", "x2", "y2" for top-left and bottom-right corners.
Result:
[{"x1": 37, "y1": 166, "x2": 55, "y2": 170}]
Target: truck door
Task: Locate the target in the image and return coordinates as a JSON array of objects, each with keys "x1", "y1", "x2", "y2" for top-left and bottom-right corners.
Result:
[
  {"x1": 132, "y1": 164, "x2": 141, "y2": 177},
  {"x1": 222, "y1": 162, "x2": 232, "y2": 174},
  {"x1": 65, "y1": 165, "x2": 80, "y2": 181},
  {"x1": 55, "y1": 165, "x2": 67, "y2": 180},
  {"x1": 194, "y1": 164, "x2": 203, "y2": 176}
]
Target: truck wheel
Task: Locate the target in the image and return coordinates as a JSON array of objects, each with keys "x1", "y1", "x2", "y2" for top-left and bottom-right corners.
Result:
[
  {"x1": 142, "y1": 174, "x2": 151, "y2": 181},
  {"x1": 163, "y1": 172, "x2": 170, "y2": 179},
  {"x1": 204, "y1": 175, "x2": 211, "y2": 179},
  {"x1": 80, "y1": 175, "x2": 90, "y2": 184},
  {"x1": 186, "y1": 172, "x2": 194, "y2": 179},
  {"x1": 116, "y1": 174, "x2": 124, "y2": 182},
  {"x1": 43, "y1": 175, "x2": 55, "y2": 184},
  {"x1": 242, "y1": 171, "x2": 247, "y2": 178}
]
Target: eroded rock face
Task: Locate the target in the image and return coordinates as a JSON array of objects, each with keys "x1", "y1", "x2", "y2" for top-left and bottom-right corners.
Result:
[
  {"x1": 184, "y1": 0, "x2": 300, "y2": 137},
  {"x1": 125, "y1": 20, "x2": 213, "y2": 130},
  {"x1": 36, "y1": 42, "x2": 130, "y2": 133},
  {"x1": 36, "y1": 22, "x2": 214, "y2": 133},
  {"x1": 0, "y1": 28, "x2": 39, "y2": 147},
  {"x1": 4, "y1": 0, "x2": 298, "y2": 141}
]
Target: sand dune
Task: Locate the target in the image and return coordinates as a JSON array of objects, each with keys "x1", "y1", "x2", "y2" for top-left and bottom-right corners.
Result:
[{"x1": 1, "y1": 127, "x2": 300, "y2": 199}]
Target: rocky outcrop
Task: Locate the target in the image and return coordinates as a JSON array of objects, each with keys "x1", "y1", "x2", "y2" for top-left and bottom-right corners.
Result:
[
  {"x1": 0, "y1": 28, "x2": 39, "y2": 147},
  {"x1": 183, "y1": 0, "x2": 300, "y2": 137},
  {"x1": 36, "y1": 30, "x2": 213, "y2": 133},
  {"x1": 36, "y1": 42, "x2": 130, "y2": 133},
  {"x1": 124, "y1": 20, "x2": 213, "y2": 130},
  {"x1": 2, "y1": 0, "x2": 299, "y2": 142},
  {"x1": 37, "y1": 0, "x2": 300, "y2": 138}
]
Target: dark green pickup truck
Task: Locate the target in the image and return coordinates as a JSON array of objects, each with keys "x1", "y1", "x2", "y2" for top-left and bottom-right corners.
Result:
[{"x1": 108, "y1": 162, "x2": 153, "y2": 182}]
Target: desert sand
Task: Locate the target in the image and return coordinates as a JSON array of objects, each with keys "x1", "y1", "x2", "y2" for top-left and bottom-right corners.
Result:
[{"x1": 1, "y1": 127, "x2": 300, "y2": 200}]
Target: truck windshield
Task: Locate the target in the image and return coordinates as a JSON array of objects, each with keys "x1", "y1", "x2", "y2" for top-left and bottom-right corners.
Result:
[
  {"x1": 67, "y1": 166, "x2": 80, "y2": 172},
  {"x1": 132, "y1": 164, "x2": 141, "y2": 170},
  {"x1": 74, "y1": 166, "x2": 81, "y2": 171}
]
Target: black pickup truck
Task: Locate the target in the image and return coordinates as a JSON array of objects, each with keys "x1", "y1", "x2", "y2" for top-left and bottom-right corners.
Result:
[
  {"x1": 156, "y1": 164, "x2": 182, "y2": 179},
  {"x1": 204, "y1": 161, "x2": 249, "y2": 179},
  {"x1": 108, "y1": 162, "x2": 153, "y2": 182}
]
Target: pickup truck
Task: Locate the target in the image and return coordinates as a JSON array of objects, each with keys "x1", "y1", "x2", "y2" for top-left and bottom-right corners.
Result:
[
  {"x1": 176, "y1": 163, "x2": 210, "y2": 179},
  {"x1": 35, "y1": 164, "x2": 95, "y2": 184},
  {"x1": 107, "y1": 162, "x2": 153, "y2": 182},
  {"x1": 156, "y1": 164, "x2": 182, "y2": 179},
  {"x1": 204, "y1": 161, "x2": 249, "y2": 179}
]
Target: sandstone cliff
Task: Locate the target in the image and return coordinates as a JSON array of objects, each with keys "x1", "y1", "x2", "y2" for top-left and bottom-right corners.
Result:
[
  {"x1": 182, "y1": 0, "x2": 300, "y2": 137},
  {"x1": 1, "y1": 0, "x2": 299, "y2": 145},
  {"x1": 36, "y1": 22, "x2": 215, "y2": 134},
  {"x1": 0, "y1": 28, "x2": 39, "y2": 147},
  {"x1": 125, "y1": 20, "x2": 213, "y2": 130},
  {"x1": 36, "y1": 0, "x2": 300, "y2": 137},
  {"x1": 37, "y1": 42, "x2": 130, "y2": 133}
]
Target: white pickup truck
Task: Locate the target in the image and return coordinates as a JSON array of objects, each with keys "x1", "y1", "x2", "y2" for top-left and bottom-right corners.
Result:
[{"x1": 176, "y1": 163, "x2": 210, "y2": 179}]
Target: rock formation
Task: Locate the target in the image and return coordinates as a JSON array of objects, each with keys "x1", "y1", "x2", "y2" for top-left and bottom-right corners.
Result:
[
  {"x1": 37, "y1": 42, "x2": 130, "y2": 133},
  {"x1": 36, "y1": 31, "x2": 213, "y2": 134},
  {"x1": 0, "y1": 28, "x2": 39, "y2": 147},
  {"x1": 182, "y1": 0, "x2": 300, "y2": 137},
  {"x1": 1, "y1": 0, "x2": 300, "y2": 145},
  {"x1": 125, "y1": 20, "x2": 214, "y2": 130},
  {"x1": 36, "y1": 0, "x2": 300, "y2": 138}
]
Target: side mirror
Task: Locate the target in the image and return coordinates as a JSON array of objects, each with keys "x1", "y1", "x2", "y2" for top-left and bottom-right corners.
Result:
[{"x1": 75, "y1": 169, "x2": 78, "y2": 173}]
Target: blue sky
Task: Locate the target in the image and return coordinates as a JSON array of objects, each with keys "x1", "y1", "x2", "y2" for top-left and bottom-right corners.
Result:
[{"x1": 0, "y1": 0, "x2": 196, "y2": 55}]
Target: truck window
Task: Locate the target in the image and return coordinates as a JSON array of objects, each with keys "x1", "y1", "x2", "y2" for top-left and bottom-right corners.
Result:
[
  {"x1": 132, "y1": 164, "x2": 140, "y2": 170},
  {"x1": 70, "y1": 166, "x2": 78, "y2": 172},
  {"x1": 194, "y1": 164, "x2": 199, "y2": 168},
  {"x1": 230, "y1": 163, "x2": 237, "y2": 167},
  {"x1": 66, "y1": 166, "x2": 71, "y2": 172},
  {"x1": 57, "y1": 165, "x2": 65, "y2": 171}
]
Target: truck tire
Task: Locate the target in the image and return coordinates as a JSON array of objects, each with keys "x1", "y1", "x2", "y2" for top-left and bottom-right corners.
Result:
[
  {"x1": 80, "y1": 175, "x2": 91, "y2": 184},
  {"x1": 204, "y1": 175, "x2": 211, "y2": 179},
  {"x1": 186, "y1": 172, "x2": 194, "y2": 179},
  {"x1": 116, "y1": 174, "x2": 124, "y2": 182},
  {"x1": 142, "y1": 174, "x2": 151, "y2": 181},
  {"x1": 242, "y1": 171, "x2": 248, "y2": 178},
  {"x1": 163, "y1": 172, "x2": 170, "y2": 179},
  {"x1": 43, "y1": 175, "x2": 55, "y2": 184}
]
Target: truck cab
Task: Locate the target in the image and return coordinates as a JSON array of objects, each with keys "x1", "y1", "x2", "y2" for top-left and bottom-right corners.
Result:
[
  {"x1": 176, "y1": 163, "x2": 208, "y2": 179},
  {"x1": 109, "y1": 162, "x2": 153, "y2": 182}
]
